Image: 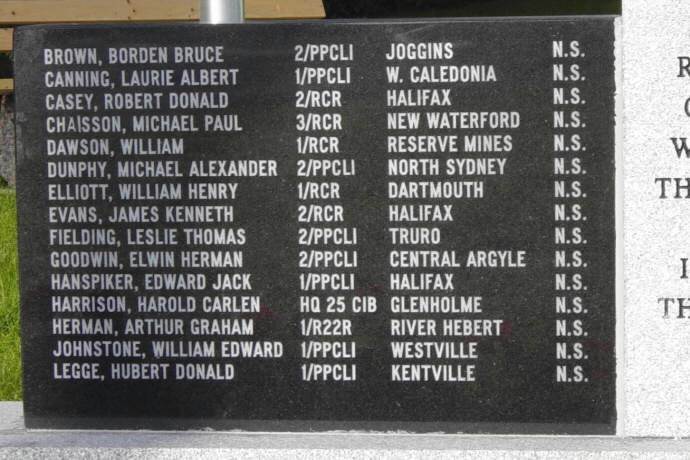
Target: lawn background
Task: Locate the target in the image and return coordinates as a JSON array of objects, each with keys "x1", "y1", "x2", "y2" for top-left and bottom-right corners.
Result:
[{"x1": 0, "y1": 189, "x2": 20, "y2": 400}]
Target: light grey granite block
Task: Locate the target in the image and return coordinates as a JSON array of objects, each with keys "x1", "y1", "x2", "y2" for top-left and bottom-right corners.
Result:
[
  {"x1": 2, "y1": 403, "x2": 690, "y2": 459},
  {"x1": 623, "y1": 0, "x2": 690, "y2": 437}
]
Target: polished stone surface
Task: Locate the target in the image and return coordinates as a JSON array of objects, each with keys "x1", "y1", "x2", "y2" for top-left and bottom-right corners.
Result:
[{"x1": 15, "y1": 19, "x2": 616, "y2": 433}]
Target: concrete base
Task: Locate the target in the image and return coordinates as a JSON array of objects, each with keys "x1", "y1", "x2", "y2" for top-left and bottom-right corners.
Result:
[{"x1": 1, "y1": 404, "x2": 690, "y2": 459}]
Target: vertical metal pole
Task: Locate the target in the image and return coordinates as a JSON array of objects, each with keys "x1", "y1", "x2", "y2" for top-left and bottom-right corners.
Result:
[{"x1": 200, "y1": 0, "x2": 245, "y2": 24}]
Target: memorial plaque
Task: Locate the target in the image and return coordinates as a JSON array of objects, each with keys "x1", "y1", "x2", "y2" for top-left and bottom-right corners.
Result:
[{"x1": 14, "y1": 18, "x2": 616, "y2": 433}]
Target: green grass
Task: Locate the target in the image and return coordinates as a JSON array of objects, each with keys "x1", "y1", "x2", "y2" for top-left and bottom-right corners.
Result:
[{"x1": 0, "y1": 189, "x2": 20, "y2": 400}]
